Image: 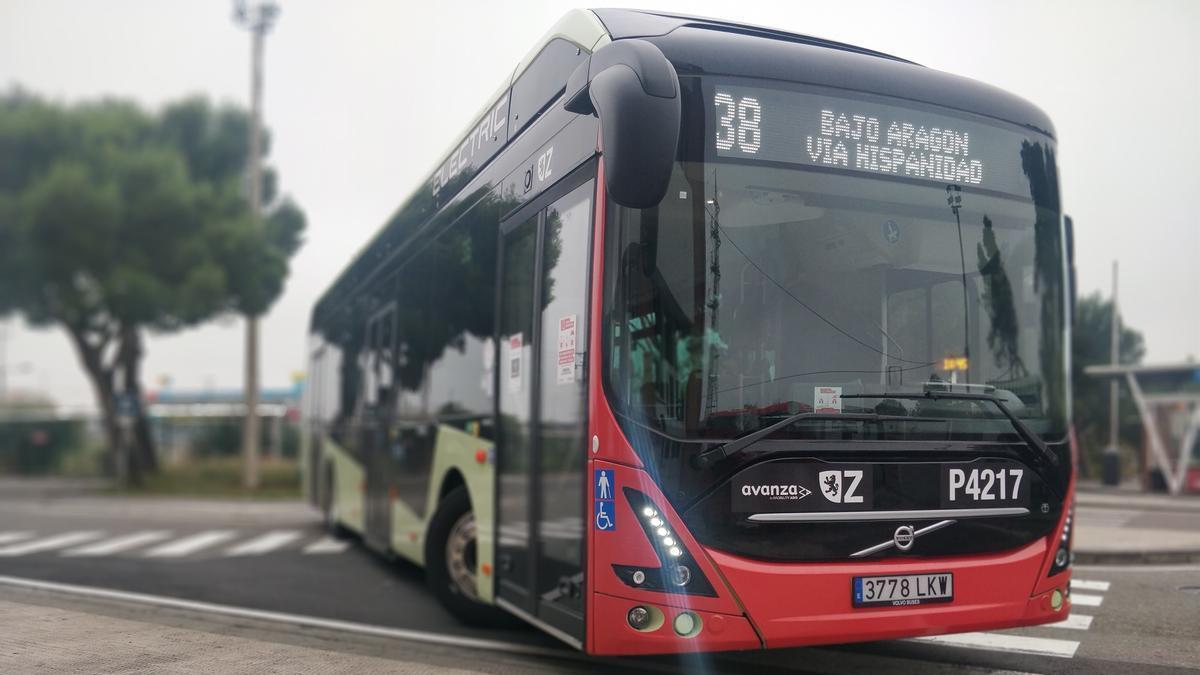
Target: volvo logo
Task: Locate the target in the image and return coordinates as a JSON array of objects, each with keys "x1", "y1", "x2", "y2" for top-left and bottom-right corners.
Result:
[{"x1": 850, "y1": 519, "x2": 958, "y2": 559}]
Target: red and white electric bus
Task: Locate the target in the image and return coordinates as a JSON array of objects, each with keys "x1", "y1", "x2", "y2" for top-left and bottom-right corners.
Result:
[{"x1": 303, "y1": 8, "x2": 1078, "y2": 654}]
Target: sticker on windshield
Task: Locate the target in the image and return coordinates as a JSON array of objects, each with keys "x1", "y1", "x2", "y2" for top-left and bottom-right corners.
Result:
[
  {"x1": 556, "y1": 314, "x2": 577, "y2": 385},
  {"x1": 814, "y1": 386, "x2": 842, "y2": 413},
  {"x1": 883, "y1": 219, "x2": 901, "y2": 244},
  {"x1": 507, "y1": 334, "x2": 523, "y2": 394}
]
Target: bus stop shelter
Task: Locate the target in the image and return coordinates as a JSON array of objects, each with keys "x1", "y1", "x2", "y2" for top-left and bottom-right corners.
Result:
[
  {"x1": 145, "y1": 385, "x2": 303, "y2": 464},
  {"x1": 1085, "y1": 363, "x2": 1200, "y2": 494}
]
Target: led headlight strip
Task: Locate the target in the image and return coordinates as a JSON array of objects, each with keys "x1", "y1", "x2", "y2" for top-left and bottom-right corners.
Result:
[
  {"x1": 612, "y1": 487, "x2": 717, "y2": 597},
  {"x1": 1049, "y1": 501, "x2": 1073, "y2": 576}
]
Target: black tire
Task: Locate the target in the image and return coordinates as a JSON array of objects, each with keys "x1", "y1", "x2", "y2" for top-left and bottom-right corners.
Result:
[{"x1": 425, "y1": 486, "x2": 509, "y2": 626}]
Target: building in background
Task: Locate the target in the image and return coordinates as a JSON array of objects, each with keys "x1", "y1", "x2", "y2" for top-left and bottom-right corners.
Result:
[{"x1": 146, "y1": 383, "x2": 303, "y2": 464}]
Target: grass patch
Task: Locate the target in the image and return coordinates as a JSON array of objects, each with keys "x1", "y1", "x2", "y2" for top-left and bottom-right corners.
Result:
[{"x1": 118, "y1": 457, "x2": 301, "y2": 499}]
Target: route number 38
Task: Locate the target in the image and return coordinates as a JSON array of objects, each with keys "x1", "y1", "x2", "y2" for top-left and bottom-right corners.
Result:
[{"x1": 715, "y1": 92, "x2": 762, "y2": 154}]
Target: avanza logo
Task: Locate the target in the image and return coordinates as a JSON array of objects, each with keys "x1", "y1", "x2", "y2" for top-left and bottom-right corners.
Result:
[{"x1": 741, "y1": 484, "x2": 813, "y2": 500}]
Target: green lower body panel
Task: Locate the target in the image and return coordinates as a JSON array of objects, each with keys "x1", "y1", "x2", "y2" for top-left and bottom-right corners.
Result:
[{"x1": 314, "y1": 425, "x2": 496, "y2": 604}]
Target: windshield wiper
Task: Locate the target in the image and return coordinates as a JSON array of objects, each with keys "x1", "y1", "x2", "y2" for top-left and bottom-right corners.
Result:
[
  {"x1": 692, "y1": 392, "x2": 1058, "y2": 470},
  {"x1": 693, "y1": 412, "x2": 927, "y2": 469},
  {"x1": 841, "y1": 391, "x2": 1059, "y2": 468}
]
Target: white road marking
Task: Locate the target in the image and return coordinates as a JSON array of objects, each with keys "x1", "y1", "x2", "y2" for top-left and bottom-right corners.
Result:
[
  {"x1": 1070, "y1": 579, "x2": 1110, "y2": 592},
  {"x1": 1077, "y1": 508, "x2": 1136, "y2": 527},
  {"x1": 0, "y1": 574, "x2": 573, "y2": 659},
  {"x1": 302, "y1": 536, "x2": 349, "y2": 554},
  {"x1": 912, "y1": 631, "x2": 1079, "y2": 658},
  {"x1": 1049, "y1": 613, "x2": 1094, "y2": 631},
  {"x1": 224, "y1": 530, "x2": 302, "y2": 556},
  {"x1": 62, "y1": 531, "x2": 172, "y2": 557},
  {"x1": 1071, "y1": 593, "x2": 1104, "y2": 607},
  {"x1": 0, "y1": 531, "x2": 104, "y2": 556},
  {"x1": 0, "y1": 532, "x2": 33, "y2": 546},
  {"x1": 144, "y1": 531, "x2": 236, "y2": 558}
]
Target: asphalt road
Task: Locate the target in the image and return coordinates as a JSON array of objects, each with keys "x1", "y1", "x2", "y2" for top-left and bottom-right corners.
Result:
[{"x1": 0, "y1": 487, "x2": 1197, "y2": 674}]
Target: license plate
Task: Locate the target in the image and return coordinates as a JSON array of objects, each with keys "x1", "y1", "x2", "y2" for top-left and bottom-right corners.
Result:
[{"x1": 853, "y1": 572, "x2": 953, "y2": 607}]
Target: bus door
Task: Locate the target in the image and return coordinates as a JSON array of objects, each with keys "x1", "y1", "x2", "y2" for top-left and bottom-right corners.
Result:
[
  {"x1": 363, "y1": 304, "x2": 396, "y2": 552},
  {"x1": 306, "y1": 345, "x2": 325, "y2": 508},
  {"x1": 496, "y1": 168, "x2": 595, "y2": 644}
]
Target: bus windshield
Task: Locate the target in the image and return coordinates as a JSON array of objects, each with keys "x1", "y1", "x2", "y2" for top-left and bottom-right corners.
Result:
[{"x1": 602, "y1": 82, "x2": 1067, "y2": 445}]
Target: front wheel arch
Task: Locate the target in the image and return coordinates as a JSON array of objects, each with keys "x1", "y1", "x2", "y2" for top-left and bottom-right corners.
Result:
[{"x1": 424, "y1": 485, "x2": 508, "y2": 626}]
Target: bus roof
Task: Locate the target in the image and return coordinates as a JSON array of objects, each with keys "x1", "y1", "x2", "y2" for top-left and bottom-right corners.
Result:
[
  {"x1": 590, "y1": 9, "x2": 917, "y2": 65},
  {"x1": 312, "y1": 9, "x2": 1053, "y2": 327}
]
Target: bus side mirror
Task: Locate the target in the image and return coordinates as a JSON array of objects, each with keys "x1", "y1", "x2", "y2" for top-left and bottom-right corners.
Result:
[{"x1": 564, "y1": 39, "x2": 680, "y2": 210}]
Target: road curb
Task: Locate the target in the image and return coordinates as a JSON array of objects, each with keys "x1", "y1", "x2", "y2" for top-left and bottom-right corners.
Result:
[
  {"x1": 0, "y1": 574, "x2": 572, "y2": 659},
  {"x1": 1073, "y1": 549, "x2": 1200, "y2": 565},
  {"x1": 1075, "y1": 494, "x2": 1200, "y2": 515}
]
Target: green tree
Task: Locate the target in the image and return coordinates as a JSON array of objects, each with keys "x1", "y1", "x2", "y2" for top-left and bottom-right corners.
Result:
[
  {"x1": 0, "y1": 90, "x2": 304, "y2": 483},
  {"x1": 1072, "y1": 292, "x2": 1145, "y2": 475}
]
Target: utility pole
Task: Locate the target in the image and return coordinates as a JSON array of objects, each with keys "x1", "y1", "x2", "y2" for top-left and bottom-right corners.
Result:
[
  {"x1": 234, "y1": 0, "x2": 279, "y2": 490},
  {"x1": 0, "y1": 319, "x2": 7, "y2": 403},
  {"x1": 1103, "y1": 260, "x2": 1121, "y2": 486}
]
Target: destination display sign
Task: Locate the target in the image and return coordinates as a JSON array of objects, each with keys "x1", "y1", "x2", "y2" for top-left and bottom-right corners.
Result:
[{"x1": 710, "y1": 83, "x2": 1040, "y2": 198}]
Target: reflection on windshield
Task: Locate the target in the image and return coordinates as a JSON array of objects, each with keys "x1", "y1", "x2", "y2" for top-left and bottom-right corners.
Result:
[{"x1": 603, "y1": 151, "x2": 1065, "y2": 444}]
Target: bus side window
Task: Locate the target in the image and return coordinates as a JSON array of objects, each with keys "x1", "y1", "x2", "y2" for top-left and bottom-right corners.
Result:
[
  {"x1": 508, "y1": 38, "x2": 588, "y2": 138},
  {"x1": 422, "y1": 192, "x2": 501, "y2": 441},
  {"x1": 385, "y1": 190, "x2": 508, "y2": 516},
  {"x1": 330, "y1": 305, "x2": 366, "y2": 460}
]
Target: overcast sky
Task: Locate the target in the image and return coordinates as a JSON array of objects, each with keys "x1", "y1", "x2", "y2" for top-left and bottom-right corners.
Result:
[{"x1": 1, "y1": 0, "x2": 1197, "y2": 411}]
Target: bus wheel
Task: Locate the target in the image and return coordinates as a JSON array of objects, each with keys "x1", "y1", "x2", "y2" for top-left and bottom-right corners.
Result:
[{"x1": 426, "y1": 486, "x2": 507, "y2": 626}]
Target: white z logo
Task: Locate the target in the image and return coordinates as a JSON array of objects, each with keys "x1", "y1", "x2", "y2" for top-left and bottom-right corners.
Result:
[{"x1": 819, "y1": 470, "x2": 864, "y2": 504}]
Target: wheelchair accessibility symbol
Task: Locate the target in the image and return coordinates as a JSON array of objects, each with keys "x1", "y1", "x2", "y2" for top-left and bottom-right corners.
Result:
[
  {"x1": 594, "y1": 500, "x2": 615, "y2": 531},
  {"x1": 594, "y1": 468, "x2": 616, "y2": 531}
]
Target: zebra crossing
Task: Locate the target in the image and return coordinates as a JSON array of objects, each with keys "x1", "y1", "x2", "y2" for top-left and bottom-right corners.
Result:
[
  {"x1": 0, "y1": 529, "x2": 348, "y2": 560},
  {"x1": 909, "y1": 577, "x2": 1112, "y2": 658},
  {"x1": 1077, "y1": 508, "x2": 1137, "y2": 528},
  {"x1": 0, "y1": 526, "x2": 1113, "y2": 660}
]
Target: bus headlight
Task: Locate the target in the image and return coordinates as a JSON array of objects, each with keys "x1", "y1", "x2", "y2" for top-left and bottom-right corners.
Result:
[
  {"x1": 611, "y1": 488, "x2": 718, "y2": 597},
  {"x1": 626, "y1": 604, "x2": 663, "y2": 632},
  {"x1": 1049, "y1": 502, "x2": 1073, "y2": 577},
  {"x1": 672, "y1": 611, "x2": 702, "y2": 637},
  {"x1": 669, "y1": 565, "x2": 691, "y2": 587}
]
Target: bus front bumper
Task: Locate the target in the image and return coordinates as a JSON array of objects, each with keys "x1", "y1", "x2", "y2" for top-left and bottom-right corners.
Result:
[{"x1": 706, "y1": 538, "x2": 1071, "y2": 649}]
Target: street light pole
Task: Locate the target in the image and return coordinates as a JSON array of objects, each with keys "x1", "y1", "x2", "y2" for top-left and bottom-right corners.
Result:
[
  {"x1": 0, "y1": 319, "x2": 8, "y2": 402},
  {"x1": 234, "y1": 0, "x2": 279, "y2": 490},
  {"x1": 1103, "y1": 260, "x2": 1121, "y2": 486}
]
